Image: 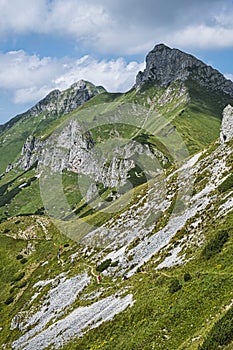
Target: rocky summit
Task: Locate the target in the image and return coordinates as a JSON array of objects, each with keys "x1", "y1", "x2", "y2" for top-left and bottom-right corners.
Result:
[
  {"x1": 0, "y1": 44, "x2": 233, "y2": 350},
  {"x1": 136, "y1": 43, "x2": 233, "y2": 96}
]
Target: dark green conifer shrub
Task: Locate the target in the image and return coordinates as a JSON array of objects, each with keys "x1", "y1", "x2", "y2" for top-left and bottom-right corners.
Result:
[
  {"x1": 169, "y1": 279, "x2": 182, "y2": 294},
  {"x1": 5, "y1": 296, "x2": 14, "y2": 305},
  {"x1": 96, "y1": 259, "x2": 112, "y2": 272},
  {"x1": 184, "y1": 272, "x2": 192, "y2": 282},
  {"x1": 201, "y1": 230, "x2": 229, "y2": 260}
]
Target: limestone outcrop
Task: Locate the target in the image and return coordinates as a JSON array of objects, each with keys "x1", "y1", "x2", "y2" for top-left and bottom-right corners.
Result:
[
  {"x1": 220, "y1": 104, "x2": 233, "y2": 143},
  {"x1": 136, "y1": 44, "x2": 233, "y2": 96}
]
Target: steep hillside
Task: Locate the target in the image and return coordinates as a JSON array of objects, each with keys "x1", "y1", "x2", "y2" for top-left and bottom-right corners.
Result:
[
  {"x1": 0, "y1": 44, "x2": 233, "y2": 350},
  {"x1": 0, "y1": 113, "x2": 233, "y2": 350}
]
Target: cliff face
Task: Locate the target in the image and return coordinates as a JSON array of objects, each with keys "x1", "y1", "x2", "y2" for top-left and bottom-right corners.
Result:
[
  {"x1": 17, "y1": 118, "x2": 160, "y2": 190},
  {"x1": 136, "y1": 44, "x2": 233, "y2": 96},
  {"x1": 220, "y1": 104, "x2": 233, "y2": 143}
]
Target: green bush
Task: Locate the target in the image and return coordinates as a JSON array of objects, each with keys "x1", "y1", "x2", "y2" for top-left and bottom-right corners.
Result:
[
  {"x1": 201, "y1": 230, "x2": 229, "y2": 260},
  {"x1": 111, "y1": 260, "x2": 119, "y2": 267},
  {"x1": 12, "y1": 271, "x2": 25, "y2": 282},
  {"x1": 199, "y1": 305, "x2": 233, "y2": 349},
  {"x1": 169, "y1": 279, "x2": 182, "y2": 294},
  {"x1": 16, "y1": 254, "x2": 23, "y2": 260},
  {"x1": 4, "y1": 296, "x2": 14, "y2": 305},
  {"x1": 10, "y1": 286, "x2": 16, "y2": 294},
  {"x1": 18, "y1": 280, "x2": 27, "y2": 288},
  {"x1": 35, "y1": 207, "x2": 45, "y2": 215},
  {"x1": 20, "y1": 258, "x2": 28, "y2": 264},
  {"x1": 96, "y1": 259, "x2": 112, "y2": 272},
  {"x1": 218, "y1": 174, "x2": 233, "y2": 193},
  {"x1": 184, "y1": 272, "x2": 192, "y2": 282},
  {"x1": 0, "y1": 217, "x2": 7, "y2": 223}
]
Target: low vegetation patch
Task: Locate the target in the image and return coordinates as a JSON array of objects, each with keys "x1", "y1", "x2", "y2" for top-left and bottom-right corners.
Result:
[
  {"x1": 218, "y1": 174, "x2": 233, "y2": 193},
  {"x1": 168, "y1": 278, "x2": 182, "y2": 294},
  {"x1": 199, "y1": 305, "x2": 233, "y2": 349},
  {"x1": 201, "y1": 230, "x2": 229, "y2": 260},
  {"x1": 12, "y1": 271, "x2": 25, "y2": 282},
  {"x1": 4, "y1": 296, "x2": 14, "y2": 305},
  {"x1": 96, "y1": 259, "x2": 112, "y2": 272}
]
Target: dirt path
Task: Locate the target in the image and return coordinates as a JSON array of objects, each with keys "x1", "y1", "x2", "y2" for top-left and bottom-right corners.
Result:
[
  {"x1": 83, "y1": 263, "x2": 98, "y2": 278},
  {"x1": 82, "y1": 263, "x2": 107, "y2": 284}
]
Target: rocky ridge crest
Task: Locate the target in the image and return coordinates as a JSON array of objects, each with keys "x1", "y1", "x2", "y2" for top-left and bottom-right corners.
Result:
[
  {"x1": 2, "y1": 80, "x2": 105, "y2": 132},
  {"x1": 21, "y1": 80, "x2": 105, "y2": 118},
  {"x1": 136, "y1": 44, "x2": 233, "y2": 96}
]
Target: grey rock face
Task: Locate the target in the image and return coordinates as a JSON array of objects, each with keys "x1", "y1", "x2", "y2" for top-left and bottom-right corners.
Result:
[
  {"x1": 16, "y1": 136, "x2": 43, "y2": 170},
  {"x1": 37, "y1": 119, "x2": 157, "y2": 189},
  {"x1": 17, "y1": 115, "x2": 162, "y2": 195},
  {"x1": 136, "y1": 44, "x2": 233, "y2": 96},
  {"x1": 5, "y1": 163, "x2": 13, "y2": 173},
  {"x1": 14, "y1": 80, "x2": 105, "y2": 122},
  {"x1": 220, "y1": 104, "x2": 233, "y2": 143}
]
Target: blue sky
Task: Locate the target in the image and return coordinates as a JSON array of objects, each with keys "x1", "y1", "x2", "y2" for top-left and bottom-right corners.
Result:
[{"x1": 0, "y1": 0, "x2": 233, "y2": 124}]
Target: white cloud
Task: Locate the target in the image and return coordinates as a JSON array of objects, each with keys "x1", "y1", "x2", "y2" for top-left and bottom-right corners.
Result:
[
  {"x1": 0, "y1": 0, "x2": 47, "y2": 34},
  {"x1": 1, "y1": 0, "x2": 233, "y2": 53},
  {"x1": 225, "y1": 74, "x2": 233, "y2": 82},
  {"x1": 0, "y1": 50, "x2": 144, "y2": 105},
  {"x1": 168, "y1": 25, "x2": 233, "y2": 49}
]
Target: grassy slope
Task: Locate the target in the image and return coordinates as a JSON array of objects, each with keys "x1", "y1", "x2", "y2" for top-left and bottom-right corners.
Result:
[
  {"x1": 0, "y1": 216, "x2": 79, "y2": 344},
  {"x1": 173, "y1": 80, "x2": 233, "y2": 153},
  {"x1": 0, "y1": 139, "x2": 233, "y2": 349},
  {"x1": 0, "y1": 81, "x2": 233, "y2": 349},
  {"x1": 1, "y1": 196, "x2": 232, "y2": 349},
  {"x1": 59, "y1": 175, "x2": 233, "y2": 350}
]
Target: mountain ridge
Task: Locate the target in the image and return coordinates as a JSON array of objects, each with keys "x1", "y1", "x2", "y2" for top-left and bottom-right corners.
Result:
[
  {"x1": 136, "y1": 43, "x2": 233, "y2": 96},
  {"x1": 0, "y1": 80, "x2": 105, "y2": 131},
  {"x1": 0, "y1": 44, "x2": 233, "y2": 350}
]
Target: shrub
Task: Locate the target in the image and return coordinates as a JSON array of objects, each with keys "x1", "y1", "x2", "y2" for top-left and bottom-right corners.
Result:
[
  {"x1": 111, "y1": 260, "x2": 119, "y2": 267},
  {"x1": 16, "y1": 254, "x2": 23, "y2": 260},
  {"x1": 12, "y1": 272, "x2": 25, "y2": 282},
  {"x1": 218, "y1": 174, "x2": 233, "y2": 193},
  {"x1": 169, "y1": 279, "x2": 182, "y2": 294},
  {"x1": 35, "y1": 207, "x2": 45, "y2": 215},
  {"x1": 201, "y1": 230, "x2": 229, "y2": 260},
  {"x1": 184, "y1": 272, "x2": 192, "y2": 282},
  {"x1": 18, "y1": 281, "x2": 27, "y2": 288},
  {"x1": 5, "y1": 296, "x2": 14, "y2": 305},
  {"x1": 96, "y1": 259, "x2": 112, "y2": 272},
  {"x1": 20, "y1": 258, "x2": 28, "y2": 264},
  {"x1": 10, "y1": 286, "x2": 16, "y2": 294}
]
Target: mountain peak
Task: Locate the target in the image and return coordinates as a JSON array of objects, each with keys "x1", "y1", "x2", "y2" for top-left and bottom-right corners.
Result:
[
  {"x1": 3, "y1": 80, "x2": 105, "y2": 132},
  {"x1": 136, "y1": 44, "x2": 233, "y2": 96}
]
